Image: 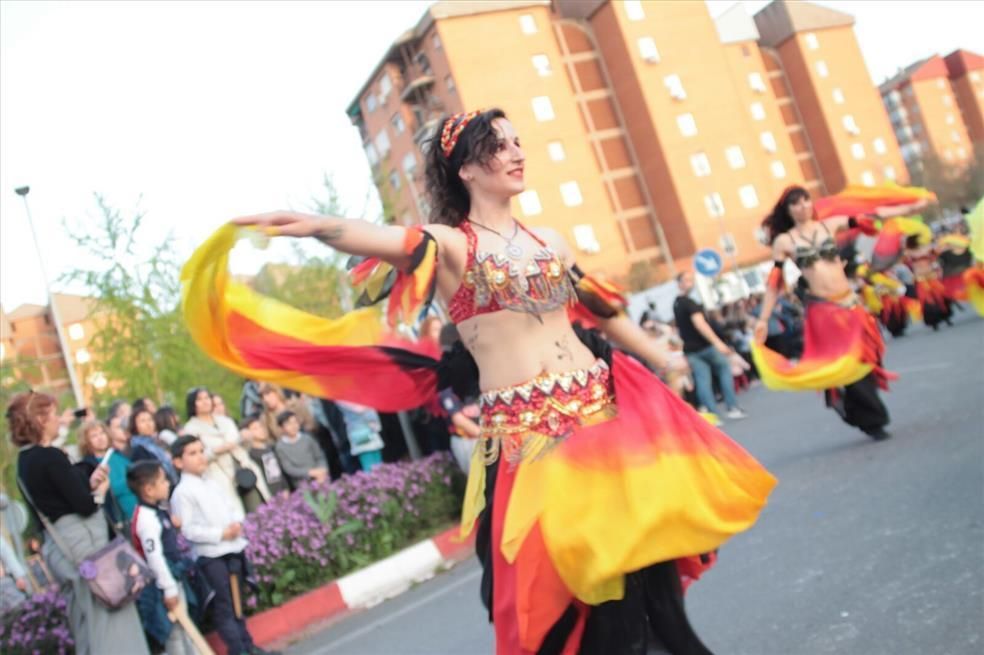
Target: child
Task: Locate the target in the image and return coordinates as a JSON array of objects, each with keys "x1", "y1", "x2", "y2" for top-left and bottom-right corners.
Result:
[
  {"x1": 336, "y1": 401, "x2": 386, "y2": 471},
  {"x1": 273, "y1": 411, "x2": 328, "y2": 487},
  {"x1": 127, "y1": 460, "x2": 198, "y2": 654},
  {"x1": 170, "y1": 436, "x2": 280, "y2": 655},
  {"x1": 241, "y1": 416, "x2": 289, "y2": 496}
]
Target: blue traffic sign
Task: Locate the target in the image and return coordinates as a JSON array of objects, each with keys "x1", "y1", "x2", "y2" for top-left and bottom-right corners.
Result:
[{"x1": 693, "y1": 248, "x2": 723, "y2": 277}]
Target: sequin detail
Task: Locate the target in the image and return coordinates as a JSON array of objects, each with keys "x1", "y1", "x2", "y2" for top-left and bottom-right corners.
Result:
[
  {"x1": 478, "y1": 359, "x2": 616, "y2": 467},
  {"x1": 447, "y1": 221, "x2": 576, "y2": 324}
]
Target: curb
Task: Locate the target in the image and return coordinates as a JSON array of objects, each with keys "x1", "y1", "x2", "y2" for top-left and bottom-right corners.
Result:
[{"x1": 205, "y1": 525, "x2": 475, "y2": 653}]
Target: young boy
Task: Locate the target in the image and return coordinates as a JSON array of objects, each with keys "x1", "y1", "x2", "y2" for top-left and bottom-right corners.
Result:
[
  {"x1": 127, "y1": 460, "x2": 199, "y2": 655},
  {"x1": 240, "y1": 416, "x2": 289, "y2": 496},
  {"x1": 170, "y1": 436, "x2": 279, "y2": 655},
  {"x1": 336, "y1": 401, "x2": 386, "y2": 471},
  {"x1": 273, "y1": 411, "x2": 328, "y2": 488}
]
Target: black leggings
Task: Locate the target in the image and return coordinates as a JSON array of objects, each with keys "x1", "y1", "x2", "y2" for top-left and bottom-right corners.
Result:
[{"x1": 825, "y1": 373, "x2": 889, "y2": 432}]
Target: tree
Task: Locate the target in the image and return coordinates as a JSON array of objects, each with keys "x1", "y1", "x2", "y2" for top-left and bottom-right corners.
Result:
[
  {"x1": 909, "y1": 142, "x2": 984, "y2": 220},
  {"x1": 60, "y1": 194, "x2": 243, "y2": 416}
]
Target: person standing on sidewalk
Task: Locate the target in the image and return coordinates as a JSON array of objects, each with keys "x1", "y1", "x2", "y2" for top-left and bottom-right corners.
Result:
[{"x1": 673, "y1": 271, "x2": 748, "y2": 420}]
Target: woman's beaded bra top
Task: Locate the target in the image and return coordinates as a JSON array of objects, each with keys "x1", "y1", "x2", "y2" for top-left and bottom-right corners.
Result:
[{"x1": 447, "y1": 220, "x2": 576, "y2": 324}]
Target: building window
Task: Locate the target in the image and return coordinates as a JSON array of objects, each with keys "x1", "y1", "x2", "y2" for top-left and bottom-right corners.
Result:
[
  {"x1": 972, "y1": 71, "x2": 981, "y2": 82},
  {"x1": 832, "y1": 88, "x2": 845, "y2": 104},
  {"x1": 873, "y1": 137, "x2": 887, "y2": 154},
  {"x1": 560, "y1": 181, "x2": 583, "y2": 207},
  {"x1": 690, "y1": 152, "x2": 711, "y2": 177},
  {"x1": 937, "y1": 78, "x2": 946, "y2": 89},
  {"x1": 942, "y1": 94, "x2": 952, "y2": 106},
  {"x1": 532, "y1": 54, "x2": 552, "y2": 77},
  {"x1": 750, "y1": 102, "x2": 766, "y2": 121},
  {"x1": 391, "y1": 113, "x2": 405, "y2": 134},
  {"x1": 851, "y1": 143, "x2": 865, "y2": 160},
  {"x1": 637, "y1": 37, "x2": 660, "y2": 63},
  {"x1": 532, "y1": 96, "x2": 555, "y2": 122},
  {"x1": 68, "y1": 323, "x2": 85, "y2": 340},
  {"x1": 379, "y1": 73, "x2": 392, "y2": 100},
  {"x1": 364, "y1": 143, "x2": 379, "y2": 166},
  {"x1": 704, "y1": 192, "x2": 725, "y2": 218},
  {"x1": 805, "y1": 32, "x2": 819, "y2": 50},
  {"x1": 366, "y1": 94, "x2": 378, "y2": 112},
  {"x1": 664, "y1": 74, "x2": 686, "y2": 100},
  {"x1": 374, "y1": 130, "x2": 391, "y2": 156},
  {"x1": 944, "y1": 149, "x2": 953, "y2": 161},
  {"x1": 446, "y1": 74, "x2": 456, "y2": 92},
  {"x1": 815, "y1": 61, "x2": 829, "y2": 78},
  {"x1": 945, "y1": 113, "x2": 955, "y2": 125},
  {"x1": 518, "y1": 190, "x2": 542, "y2": 216},
  {"x1": 432, "y1": 33, "x2": 441, "y2": 50},
  {"x1": 725, "y1": 145, "x2": 746, "y2": 169},
  {"x1": 573, "y1": 225, "x2": 601, "y2": 254},
  {"x1": 748, "y1": 72, "x2": 766, "y2": 93},
  {"x1": 739, "y1": 184, "x2": 759, "y2": 209},
  {"x1": 624, "y1": 0, "x2": 645, "y2": 21},
  {"x1": 861, "y1": 170, "x2": 875, "y2": 186},
  {"x1": 75, "y1": 348, "x2": 90, "y2": 364},
  {"x1": 760, "y1": 131, "x2": 777, "y2": 152},
  {"x1": 402, "y1": 152, "x2": 417, "y2": 177},
  {"x1": 770, "y1": 160, "x2": 787, "y2": 179},
  {"x1": 842, "y1": 115, "x2": 860, "y2": 135},
  {"x1": 389, "y1": 171, "x2": 401, "y2": 191},
  {"x1": 547, "y1": 141, "x2": 566, "y2": 162},
  {"x1": 519, "y1": 14, "x2": 537, "y2": 34},
  {"x1": 676, "y1": 113, "x2": 698, "y2": 137},
  {"x1": 883, "y1": 165, "x2": 896, "y2": 180},
  {"x1": 957, "y1": 146, "x2": 967, "y2": 159},
  {"x1": 951, "y1": 130, "x2": 961, "y2": 143}
]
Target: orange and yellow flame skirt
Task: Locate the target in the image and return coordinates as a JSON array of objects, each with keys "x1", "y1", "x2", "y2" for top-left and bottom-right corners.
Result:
[{"x1": 460, "y1": 353, "x2": 776, "y2": 654}]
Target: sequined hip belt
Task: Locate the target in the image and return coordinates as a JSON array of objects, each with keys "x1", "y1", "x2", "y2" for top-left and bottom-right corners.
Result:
[{"x1": 478, "y1": 359, "x2": 617, "y2": 465}]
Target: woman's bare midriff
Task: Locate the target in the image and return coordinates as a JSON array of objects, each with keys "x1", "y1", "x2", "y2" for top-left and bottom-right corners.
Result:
[
  {"x1": 454, "y1": 308, "x2": 597, "y2": 392},
  {"x1": 801, "y1": 259, "x2": 852, "y2": 299}
]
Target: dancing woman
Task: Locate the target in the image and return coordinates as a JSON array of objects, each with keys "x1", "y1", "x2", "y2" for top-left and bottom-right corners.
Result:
[
  {"x1": 752, "y1": 186, "x2": 928, "y2": 441},
  {"x1": 184, "y1": 109, "x2": 776, "y2": 654},
  {"x1": 903, "y1": 235, "x2": 955, "y2": 330}
]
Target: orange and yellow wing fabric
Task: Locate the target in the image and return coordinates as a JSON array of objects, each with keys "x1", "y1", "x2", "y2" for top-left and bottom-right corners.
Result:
[
  {"x1": 180, "y1": 224, "x2": 441, "y2": 411},
  {"x1": 813, "y1": 183, "x2": 936, "y2": 219}
]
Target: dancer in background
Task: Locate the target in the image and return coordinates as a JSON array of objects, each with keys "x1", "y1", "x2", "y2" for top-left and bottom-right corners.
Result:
[
  {"x1": 903, "y1": 234, "x2": 954, "y2": 330},
  {"x1": 753, "y1": 185, "x2": 931, "y2": 441},
  {"x1": 184, "y1": 108, "x2": 776, "y2": 654}
]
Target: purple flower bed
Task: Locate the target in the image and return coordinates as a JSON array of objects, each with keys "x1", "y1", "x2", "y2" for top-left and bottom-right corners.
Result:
[
  {"x1": 0, "y1": 588, "x2": 74, "y2": 655},
  {"x1": 0, "y1": 453, "x2": 464, "y2": 654},
  {"x1": 244, "y1": 453, "x2": 464, "y2": 611}
]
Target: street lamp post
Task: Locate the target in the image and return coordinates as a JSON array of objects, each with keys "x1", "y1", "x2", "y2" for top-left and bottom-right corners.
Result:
[{"x1": 14, "y1": 186, "x2": 84, "y2": 408}]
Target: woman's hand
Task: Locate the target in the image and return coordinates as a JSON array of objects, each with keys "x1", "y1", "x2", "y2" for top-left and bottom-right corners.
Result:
[
  {"x1": 89, "y1": 466, "x2": 108, "y2": 490},
  {"x1": 753, "y1": 319, "x2": 768, "y2": 344},
  {"x1": 230, "y1": 211, "x2": 332, "y2": 239}
]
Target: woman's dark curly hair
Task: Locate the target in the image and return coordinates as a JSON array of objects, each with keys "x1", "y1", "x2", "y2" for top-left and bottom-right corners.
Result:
[
  {"x1": 761, "y1": 185, "x2": 811, "y2": 244},
  {"x1": 424, "y1": 108, "x2": 507, "y2": 226}
]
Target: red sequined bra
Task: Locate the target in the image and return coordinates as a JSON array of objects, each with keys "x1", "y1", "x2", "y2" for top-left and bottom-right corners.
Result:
[{"x1": 447, "y1": 220, "x2": 576, "y2": 324}]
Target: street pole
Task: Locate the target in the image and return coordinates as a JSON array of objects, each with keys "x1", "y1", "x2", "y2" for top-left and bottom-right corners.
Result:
[{"x1": 14, "y1": 186, "x2": 84, "y2": 408}]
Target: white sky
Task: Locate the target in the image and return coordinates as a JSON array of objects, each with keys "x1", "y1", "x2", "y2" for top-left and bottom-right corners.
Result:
[{"x1": 2, "y1": 0, "x2": 982, "y2": 310}]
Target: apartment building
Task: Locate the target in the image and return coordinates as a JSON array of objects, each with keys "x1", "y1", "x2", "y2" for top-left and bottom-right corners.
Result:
[
  {"x1": 944, "y1": 50, "x2": 984, "y2": 145},
  {"x1": 0, "y1": 294, "x2": 104, "y2": 405},
  {"x1": 347, "y1": 0, "x2": 905, "y2": 284}
]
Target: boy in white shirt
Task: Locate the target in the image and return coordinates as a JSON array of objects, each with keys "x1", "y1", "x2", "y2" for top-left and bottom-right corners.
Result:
[
  {"x1": 127, "y1": 460, "x2": 198, "y2": 655},
  {"x1": 170, "y1": 436, "x2": 279, "y2": 655}
]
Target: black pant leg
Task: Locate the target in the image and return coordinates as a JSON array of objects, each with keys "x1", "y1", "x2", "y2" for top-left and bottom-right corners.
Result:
[
  {"x1": 200, "y1": 556, "x2": 253, "y2": 655},
  {"x1": 827, "y1": 373, "x2": 889, "y2": 431}
]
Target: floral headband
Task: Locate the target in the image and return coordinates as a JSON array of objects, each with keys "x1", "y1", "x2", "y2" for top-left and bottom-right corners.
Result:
[{"x1": 440, "y1": 110, "x2": 483, "y2": 158}]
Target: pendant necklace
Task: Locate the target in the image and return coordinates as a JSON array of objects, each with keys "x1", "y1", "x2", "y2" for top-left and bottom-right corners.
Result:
[{"x1": 470, "y1": 218, "x2": 524, "y2": 260}]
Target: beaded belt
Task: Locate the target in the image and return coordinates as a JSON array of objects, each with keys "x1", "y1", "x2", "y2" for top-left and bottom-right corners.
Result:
[{"x1": 477, "y1": 359, "x2": 617, "y2": 465}]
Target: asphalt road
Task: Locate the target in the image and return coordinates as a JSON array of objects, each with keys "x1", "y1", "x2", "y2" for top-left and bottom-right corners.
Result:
[{"x1": 289, "y1": 312, "x2": 984, "y2": 655}]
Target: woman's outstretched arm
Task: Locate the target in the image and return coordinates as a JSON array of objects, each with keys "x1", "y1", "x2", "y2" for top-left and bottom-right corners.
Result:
[{"x1": 232, "y1": 211, "x2": 441, "y2": 270}]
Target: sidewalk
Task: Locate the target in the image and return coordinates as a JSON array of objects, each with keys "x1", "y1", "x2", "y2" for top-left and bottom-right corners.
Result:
[{"x1": 205, "y1": 526, "x2": 476, "y2": 654}]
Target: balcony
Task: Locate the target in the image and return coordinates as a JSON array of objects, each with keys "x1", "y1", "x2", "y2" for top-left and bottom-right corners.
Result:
[{"x1": 400, "y1": 74, "x2": 435, "y2": 102}]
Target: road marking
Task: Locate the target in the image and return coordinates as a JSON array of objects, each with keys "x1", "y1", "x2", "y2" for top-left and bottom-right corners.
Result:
[{"x1": 309, "y1": 566, "x2": 483, "y2": 654}]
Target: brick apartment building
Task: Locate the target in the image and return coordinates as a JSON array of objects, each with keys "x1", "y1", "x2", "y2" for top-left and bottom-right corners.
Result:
[
  {"x1": 346, "y1": 0, "x2": 907, "y2": 285},
  {"x1": 880, "y1": 49, "x2": 984, "y2": 177},
  {"x1": 0, "y1": 294, "x2": 103, "y2": 405}
]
